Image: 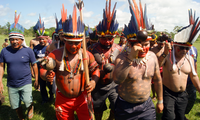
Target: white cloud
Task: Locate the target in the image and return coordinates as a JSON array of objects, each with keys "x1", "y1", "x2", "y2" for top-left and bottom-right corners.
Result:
[
  {"x1": 0, "y1": 5, "x2": 10, "y2": 17},
  {"x1": 28, "y1": 13, "x2": 37, "y2": 16}
]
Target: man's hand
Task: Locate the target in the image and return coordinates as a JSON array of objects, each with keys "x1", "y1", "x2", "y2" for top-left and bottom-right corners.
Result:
[
  {"x1": 156, "y1": 103, "x2": 164, "y2": 113},
  {"x1": 34, "y1": 80, "x2": 39, "y2": 90},
  {"x1": 46, "y1": 70, "x2": 55, "y2": 83},
  {"x1": 0, "y1": 82, "x2": 4, "y2": 94},
  {"x1": 127, "y1": 43, "x2": 143, "y2": 60},
  {"x1": 85, "y1": 80, "x2": 96, "y2": 93}
]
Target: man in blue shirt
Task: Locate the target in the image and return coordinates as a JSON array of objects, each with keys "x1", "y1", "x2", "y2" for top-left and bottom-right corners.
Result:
[
  {"x1": 0, "y1": 11, "x2": 38, "y2": 120},
  {"x1": 33, "y1": 17, "x2": 53, "y2": 104}
]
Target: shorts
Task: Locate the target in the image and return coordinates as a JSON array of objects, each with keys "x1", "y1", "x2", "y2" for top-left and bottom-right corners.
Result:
[
  {"x1": 8, "y1": 84, "x2": 33, "y2": 109},
  {"x1": 55, "y1": 90, "x2": 92, "y2": 120},
  {"x1": 114, "y1": 96, "x2": 156, "y2": 120},
  {"x1": 162, "y1": 85, "x2": 188, "y2": 120}
]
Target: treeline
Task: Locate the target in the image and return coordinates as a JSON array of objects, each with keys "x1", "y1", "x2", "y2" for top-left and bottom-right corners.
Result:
[
  {"x1": 0, "y1": 22, "x2": 57, "y2": 38},
  {"x1": 0, "y1": 22, "x2": 199, "y2": 41}
]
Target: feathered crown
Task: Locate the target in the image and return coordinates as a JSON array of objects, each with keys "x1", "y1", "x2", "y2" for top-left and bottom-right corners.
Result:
[
  {"x1": 174, "y1": 9, "x2": 200, "y2": 47},
  {"x1": 96, "y1": 0, "x2": 119, "y2": 37},
  {"x1": 55, "y1": 4, "x2": 67, "y2": 34},
  {"x1": 55, "y1": 15, "x2": 63, "y2": 34},
  {"x1": 33, "y1": 20, "x2": 39, "y2": 33},
  {"x1": 35, "y1": 15, "x2": 49, "y2": 36},
  {"x1": 9, "y1": 10, "x2": 24, "y2": 40},
  {"x1": 123, "y1": 0, "x2": 153, "y2": 42},
  {"x1": 85, "y1": 26, "x2": 93, "y2": 38},
  {"x1": 62, "y1": 4, "x2": 85, "y2": 41}
]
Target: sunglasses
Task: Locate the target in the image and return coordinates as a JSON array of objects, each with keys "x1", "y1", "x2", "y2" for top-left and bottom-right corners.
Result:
[{"x1": 179, "y1": 46, "x2": 190, "y2": 50}]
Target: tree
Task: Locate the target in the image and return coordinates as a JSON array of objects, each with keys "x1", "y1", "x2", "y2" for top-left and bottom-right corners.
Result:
[{"x1": 173, "y1": 26, "x2": 183, "y2": 34}]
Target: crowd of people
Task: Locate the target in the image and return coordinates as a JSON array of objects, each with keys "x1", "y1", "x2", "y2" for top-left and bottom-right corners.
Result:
[{"x1": 0, "y1": 0, "x2": 200, "y2": 120}]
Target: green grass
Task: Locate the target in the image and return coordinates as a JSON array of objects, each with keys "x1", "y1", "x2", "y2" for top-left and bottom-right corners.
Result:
[{"x1": 0, "y1": 35, "x2": 200, "y2": 120}]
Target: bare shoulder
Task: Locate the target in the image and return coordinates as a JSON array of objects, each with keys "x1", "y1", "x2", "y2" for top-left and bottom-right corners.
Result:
[{"x1": 148, "y1": 51, "x2": 157, "y2": 58}]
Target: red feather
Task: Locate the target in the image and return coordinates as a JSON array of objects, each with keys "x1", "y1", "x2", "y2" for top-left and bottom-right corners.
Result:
[
  {"x1": 189, "y1": 20, "x2": 200, "y2": 42},
  {"x1": 14, "y1": 11, "x2": 20, "y2": 28},
  {"x1": 139, "y1": 0, "x2": 144, "y2": 29},
  {"x1": 132, "y1": 0, "x2": 141, "y2": 29},
  {"x1": 111, "y1": 2, "x2": 117, "y2": 20},
  {"x1": 61, "y1": 4, "x2": 67, "y2": 23},
  {"x1": 72, "y1": 4, "x2": 77, "y2": 33},
  {"x1": 105, "y1": 0, "x2": 108, "y2": 18}
]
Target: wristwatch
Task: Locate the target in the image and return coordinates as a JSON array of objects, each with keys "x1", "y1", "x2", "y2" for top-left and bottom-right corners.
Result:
[
  {"x1": 161, "y1": 53, "x2": 166, "y2": 58},
  {"x1": 158, "y1": 100, "x2": 163, "y2": 104}
]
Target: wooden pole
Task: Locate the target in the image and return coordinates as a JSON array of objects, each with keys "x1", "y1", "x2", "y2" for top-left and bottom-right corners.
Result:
[{"x1": 76, "y1": 0, "x2": 95, "y2": 119}]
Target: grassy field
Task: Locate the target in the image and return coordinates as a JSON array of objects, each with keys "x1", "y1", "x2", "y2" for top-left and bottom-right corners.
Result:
[{"x1": 0, "y1": 35, "x2": 200, "y2": 120}]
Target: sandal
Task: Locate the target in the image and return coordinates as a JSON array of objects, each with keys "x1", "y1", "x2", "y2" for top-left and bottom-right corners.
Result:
[{"x1": 28, "y1": 106, "x2": 34, "y2": 119}]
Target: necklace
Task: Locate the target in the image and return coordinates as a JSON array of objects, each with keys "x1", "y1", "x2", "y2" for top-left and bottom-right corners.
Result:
[
  {"x1": 176, "y1": 57, "x2": 186, "y2": 75},
  {"x1": 63, "y1": 55, "x2": 82, "y2": 82}
]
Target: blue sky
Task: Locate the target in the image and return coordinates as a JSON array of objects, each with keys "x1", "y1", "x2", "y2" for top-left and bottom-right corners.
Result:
[{"x1": 0, "y1": 0, "x2": 200, "y2": 32}]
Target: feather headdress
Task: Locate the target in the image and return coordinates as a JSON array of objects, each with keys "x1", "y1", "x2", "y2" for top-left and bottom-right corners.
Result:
[
  {"x1": 96, "y1": 0, "x2": 119, "y2": 37},
  {"x1": 123, "y1": 0, "x2": 153, "y2": 42},
  {"x1": 9, "y1": 11, "x2": 28, "y2": 47},
  {"x1": 173, "y1": 9, "x2": 200, "y2": 47},
  {"x1": 62, "y1": 4, "x2": 84, "y2": 41},
  {"x1": 35, "y1": 15, "x2": 49, "y2": 37},
  {"x1": 9, "y1": 10, "x2": 24, "y2": 40}
]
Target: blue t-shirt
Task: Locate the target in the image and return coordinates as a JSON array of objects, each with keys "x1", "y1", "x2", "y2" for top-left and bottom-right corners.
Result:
[
  {"x1": 33, "y1": 44, "x2": 47, "y2": 69},
  {"x1": 33, "y1": 45, "x2": 47, "y2": 59},
  {"x1": 0, "y1": 46, "x2": 36, "y2": 87},
  {"x1": 187, "y1": 46, "x2": 198, "y2": 85}
]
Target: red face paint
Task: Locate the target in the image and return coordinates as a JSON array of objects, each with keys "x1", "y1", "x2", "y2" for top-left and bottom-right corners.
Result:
[
  {"x1": 10, "y1": 38, "x2": 23, "y2": 50},
  {"x1": 39, "y1": 36, "x2": 48, "y2": 46},
  {"x1": 138, "y1": 46, "x2": 150, "y2": 58},
  {"x1": 65, "y1": 41, "x2": 82, "y2": 54}
]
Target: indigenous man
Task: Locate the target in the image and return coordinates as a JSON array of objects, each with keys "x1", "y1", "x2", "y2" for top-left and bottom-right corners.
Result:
[
  {"x1": 113, "y1": 1, "x2": 163, "y2": 119},
  {"x1": 160, "y1": 9, "x2": 200, "y2": 120},
  {"x1": 87, "y1": 30, "x2": 99, "y2": 48},
  {"x1": 29, "y1": 20, "x2": 40, "y2": 49},
  {"x1": 2, "y1": 38, "x2": 9, "y2": 48},
  {"x1": 45, "y1": 11, "x2": 65, "y2": 95},
  {"x1": 0, "y1": 11, "x2": 38, "y2": 120},
  {"x1": 40, "y1": 5, "x2": 100, "y2": 120},
  {"x1": 150, "y1": 33, "x2": 157, "y2": 49},
  {"x1": 88, "y1": 1, "x2": 122, "y2": 119},
  {"x1": 30, "y1": 18, "x2": 40, "y2": 79},
  {"x1": 33, "y1": 17, "x2": 52, "y2": 104},
  {"x1": 150, "y1": 34, "x2": 168, "y2": 100},
  {"x1": 118, "y1": 32, "x2": 127, "y2": 50}
]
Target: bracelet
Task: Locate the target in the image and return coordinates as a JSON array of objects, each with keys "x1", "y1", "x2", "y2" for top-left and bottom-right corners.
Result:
[{"x1": 158, "y1": 100, "x2": 163, "y2": 104}]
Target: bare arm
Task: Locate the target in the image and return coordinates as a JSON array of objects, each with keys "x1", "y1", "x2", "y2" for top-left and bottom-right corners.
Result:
[
  {"x1": 32, "y1": 63, "x2": 39, "y2": 89},
  {"x1": 153, "y1": 57, "x2": 163, "y2": 101},
  {"x1": 29, "y1": 40, "x2": 34, "y2": 49},
  {"x1": 152, "y1": 56, "x2": 163, "y2": 113},
  {"x1": 0, "y1": 63, "x2": 5, "y2": 94}
]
